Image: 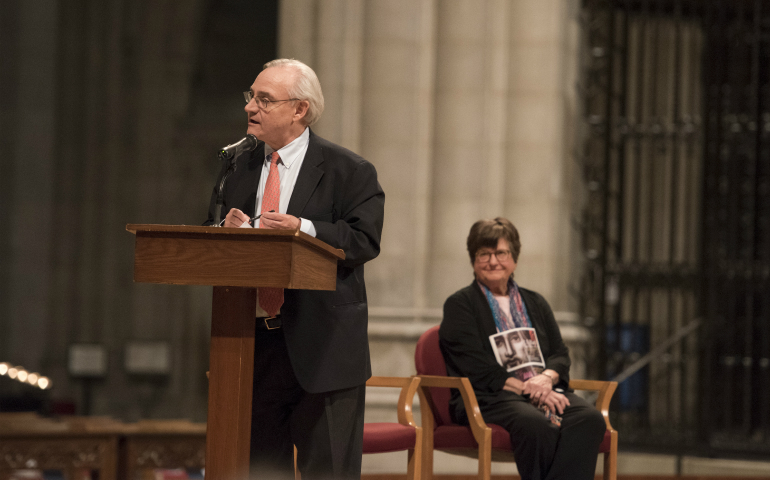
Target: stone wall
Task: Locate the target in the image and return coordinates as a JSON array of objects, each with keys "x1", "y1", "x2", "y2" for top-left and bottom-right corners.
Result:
[
  {"x1": 278, "y1": 0, "x2": 587, "y2": 380},
  {"x1": 0, "y1": 0, "x2": 588, "y2": 423}
]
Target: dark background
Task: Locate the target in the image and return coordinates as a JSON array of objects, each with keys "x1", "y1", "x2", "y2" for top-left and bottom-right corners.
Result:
[{"x1": 0, "y1": 0, "x2": 278, "y2": 421}]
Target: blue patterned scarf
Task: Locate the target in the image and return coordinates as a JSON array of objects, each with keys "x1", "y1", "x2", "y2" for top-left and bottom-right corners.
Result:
[{"x1": 478, "y1": 278, "x2": 532, "y2": 332}]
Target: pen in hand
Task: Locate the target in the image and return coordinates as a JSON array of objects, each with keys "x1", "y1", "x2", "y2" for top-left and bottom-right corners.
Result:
[
  {"x1": 217, "y1": 209, "x2": 276, "y2": 227},
  {"x1": 250, "y1": 209, "x2": 275, "y2": 224}
]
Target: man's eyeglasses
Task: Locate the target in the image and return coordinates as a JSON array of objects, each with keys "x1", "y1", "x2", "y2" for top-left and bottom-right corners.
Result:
[
  {"x1": 243, "y1": 91, "x2": 299, "y2": 110},
  {"x1": 476, "y1": 249, "x2": 512, "y2": 263}
]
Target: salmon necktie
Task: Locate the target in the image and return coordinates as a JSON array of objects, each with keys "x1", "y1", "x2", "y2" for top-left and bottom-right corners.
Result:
[{"x1": 258, "y1": 152, "x2": 284, "y2": 317}]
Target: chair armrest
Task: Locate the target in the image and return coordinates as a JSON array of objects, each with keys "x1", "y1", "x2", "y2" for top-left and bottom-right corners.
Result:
[
  {"x1": 569, "y1": 379, "x2": 617, "y2": 432},
  {"x1": 417, "y1": 375, "x2": 491, "y2": 446},
  {"x1": 366, "y1": 376, "x2": 421, "y2": 427}
]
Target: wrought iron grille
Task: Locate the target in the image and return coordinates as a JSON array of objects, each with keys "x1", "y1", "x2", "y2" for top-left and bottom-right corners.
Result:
[
  {"x1": 579, "y1": 0, "x2": 770, "y2": 456},
  {"x1": 701, "y1": 0, "x2": 770, "y2": 456}
]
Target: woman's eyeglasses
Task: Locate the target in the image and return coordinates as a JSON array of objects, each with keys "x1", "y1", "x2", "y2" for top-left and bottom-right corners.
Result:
[{"x1": 476, "y1": 249, "x2": 512, "y2": 263}]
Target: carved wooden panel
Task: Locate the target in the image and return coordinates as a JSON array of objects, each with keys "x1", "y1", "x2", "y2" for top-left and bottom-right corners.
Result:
[
  {"x1": 0, "y1": 436, "x2": 117, "y2": 480},
  {"x1": 125, "y1": 436, "x2": 205, "y2": 467},
  {"x1": 121, "y1": 435, "x2": 205, "y2": 480}
]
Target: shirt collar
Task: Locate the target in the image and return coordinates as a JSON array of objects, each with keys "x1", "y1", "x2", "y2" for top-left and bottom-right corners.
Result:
[{"x1": 263, "y1": 127, "x2": 310, "y2": 169}]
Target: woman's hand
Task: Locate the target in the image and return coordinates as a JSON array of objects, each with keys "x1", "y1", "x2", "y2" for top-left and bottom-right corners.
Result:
[
  {"x1": 503, "y1": 377, "x2": 525, "y2": 395},
  {"x1": 522, "y1": 373, "x2": 553, "y2": 405},
  {"x1": 539, "y1": 390, "x2": 570, "y2": 415}
]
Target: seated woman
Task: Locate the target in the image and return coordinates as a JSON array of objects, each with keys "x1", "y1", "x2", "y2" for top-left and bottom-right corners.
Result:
[{"x1": 439, "y1": 217, "x2": 606, "y2": 480}]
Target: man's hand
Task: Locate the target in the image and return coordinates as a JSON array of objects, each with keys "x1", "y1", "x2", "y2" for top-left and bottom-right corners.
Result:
[
  {"x1": 260, "y1": 211, "x2": 300, "y2": 230},
  {"x1": 224, "y1": 208, "x2": 250, "y2": 228}
]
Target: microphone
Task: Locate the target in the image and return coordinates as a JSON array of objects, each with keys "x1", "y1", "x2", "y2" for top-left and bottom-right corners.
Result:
[{"x1": 219, "y1": 134, "x2": 258, "y2": 161}]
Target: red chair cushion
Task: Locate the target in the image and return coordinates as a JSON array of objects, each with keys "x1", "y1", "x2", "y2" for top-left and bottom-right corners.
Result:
[
  {"x1": 433, "y1": 424, "x2": 511, "y2": 450},
  {"x1": 598, "y1": 429, "x2": 611, "y2": 453},
  {"x1": 363, "y1": 422, "x2": 417, "y2": 454},
  {"x1": 435, "y1": 424, "x2": 612, "y2": 455}
]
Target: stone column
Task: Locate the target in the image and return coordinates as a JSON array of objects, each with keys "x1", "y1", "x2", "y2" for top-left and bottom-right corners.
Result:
[
  {"x1": 45, "y1": 0, "x2": 208, "y2": 417},
  {"x1": 3, "y1": 0, "x2": 59, "y2": 370},
  {"x1": 359, "y1": 0, "x2": 438, "y2": 310},
  {"x1": 504, "y1": 0, "x2": 576, "y2": 309},
  {"x1": 280, "y1": 0, "x2": 366, "y2": 152},
  {"x1": 276, "y1": 0, "x2": 584, "y2": 329},
  {"x1": 427, "y1": 0, "x2": 513, "y2": 305},
  {"x1": 281, "y1": 0, "x2": 439, "y2": 310}
]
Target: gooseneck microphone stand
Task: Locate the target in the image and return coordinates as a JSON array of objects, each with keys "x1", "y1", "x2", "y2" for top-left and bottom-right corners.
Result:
[
  {"x1": 213, "y1": 156, "x2": 237, "y2": 227},
  {"x1": 212, "y1": 134, "x2": 258, "y2": 226}
]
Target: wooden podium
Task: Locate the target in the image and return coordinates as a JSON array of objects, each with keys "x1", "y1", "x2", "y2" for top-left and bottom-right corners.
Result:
[{"x1": 126, "y1": 224, "x2": 345, "y2": 479}]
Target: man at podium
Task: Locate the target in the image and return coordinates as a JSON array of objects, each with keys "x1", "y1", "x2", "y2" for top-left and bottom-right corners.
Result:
[{"x1": 204, "y1": 58, "x2": 384, "y2": 479}]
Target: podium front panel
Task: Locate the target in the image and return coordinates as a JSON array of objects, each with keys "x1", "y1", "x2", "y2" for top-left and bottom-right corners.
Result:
[{"x1": 132, "y1": 231, "x2": 337, "y2": 290}]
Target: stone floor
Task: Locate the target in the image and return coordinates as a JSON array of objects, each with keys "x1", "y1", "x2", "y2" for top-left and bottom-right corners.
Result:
[
  {"x1": 362, "y1": 394, "x2": 770, "y2": 477},
  {"x1": 362, "y1": 450, "x2": 770, "y2": 477}
]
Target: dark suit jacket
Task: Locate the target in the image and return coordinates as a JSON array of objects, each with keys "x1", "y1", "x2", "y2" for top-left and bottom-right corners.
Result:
[
  {"x1": 205, "y1": 129, "x2": 385, "y2": 393},
  {"x1": 439, "y1": 280, "x2": 571, "y2": 415}
]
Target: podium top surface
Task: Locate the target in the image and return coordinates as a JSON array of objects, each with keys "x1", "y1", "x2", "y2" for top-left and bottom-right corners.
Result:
[{"x1": 126, "y1": 224, "x2": 345, "y2": 260}]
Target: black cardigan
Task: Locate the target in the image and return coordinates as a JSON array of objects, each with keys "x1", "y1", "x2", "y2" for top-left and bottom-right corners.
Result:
[{"x1": 439, "y1": 281, "x2": 571, "y2": 412}]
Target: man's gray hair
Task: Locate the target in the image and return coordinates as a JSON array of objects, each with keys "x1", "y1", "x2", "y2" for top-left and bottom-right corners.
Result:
[{"x1": 263, "y1": 58, "x2": 325, "y2": 126}]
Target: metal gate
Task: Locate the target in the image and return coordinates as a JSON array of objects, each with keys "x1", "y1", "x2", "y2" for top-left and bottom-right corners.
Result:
[{"x1": 579, "y1": 0, "x2": 770, "y2": 456}]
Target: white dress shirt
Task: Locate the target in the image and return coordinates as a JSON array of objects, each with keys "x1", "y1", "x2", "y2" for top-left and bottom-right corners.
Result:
[
  {"x1": 252, "y1": 127, "x2": 315, "y2": 317},
  {"x1": 252, "y1": 127, "x2": 316, "y2": 237}
]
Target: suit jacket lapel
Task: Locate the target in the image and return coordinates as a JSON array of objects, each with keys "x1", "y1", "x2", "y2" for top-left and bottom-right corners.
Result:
[{"x1": 287, "y1": 130, "x2": 324, "y2": 217}]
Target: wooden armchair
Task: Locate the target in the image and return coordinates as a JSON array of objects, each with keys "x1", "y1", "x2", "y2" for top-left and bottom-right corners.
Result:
[
  {"x1": 415, "y1": 325, "x2": 618, "y2": 480},
  {"x1": 293, "y1": 376, "x2": 422, "y2": 480},
  {"x1": 363, "y1": 376, "x2": 423, "y2": 480}
]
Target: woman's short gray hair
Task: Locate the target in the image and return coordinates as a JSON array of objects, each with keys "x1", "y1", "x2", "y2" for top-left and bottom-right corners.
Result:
[
  {"x1": 466, "y1": 217, "x2": 521, "y2": 264},
  {"x1": 263, "y1": 58, "x2": 325, "y2": 126}
]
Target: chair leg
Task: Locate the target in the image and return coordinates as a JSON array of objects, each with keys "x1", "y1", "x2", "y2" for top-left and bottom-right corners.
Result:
[
  {"x1": 604, "y1": 431, "x2": 618, "y2": 480},
  {"x1": 422, "y1": 437, "x2": 433, "y2": 480},
  {"x1": 477, "y1": 431, "x2": 492, "y2": 480},
  {"x1": 294, "y1": 444, "x2": 301, "y2": 480},
  {"x1": 408, "y1": 427, "x2": 423, "y2": 480},
  {"x1": 603, "y1": 451, "x2": 615, "y2": 480},
  {"x1": 407, "y1": 448, "x2": 420, "y2": 480},
  {"x1": 477, "y1": 453, "x2": 491, "y2": 480}
]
